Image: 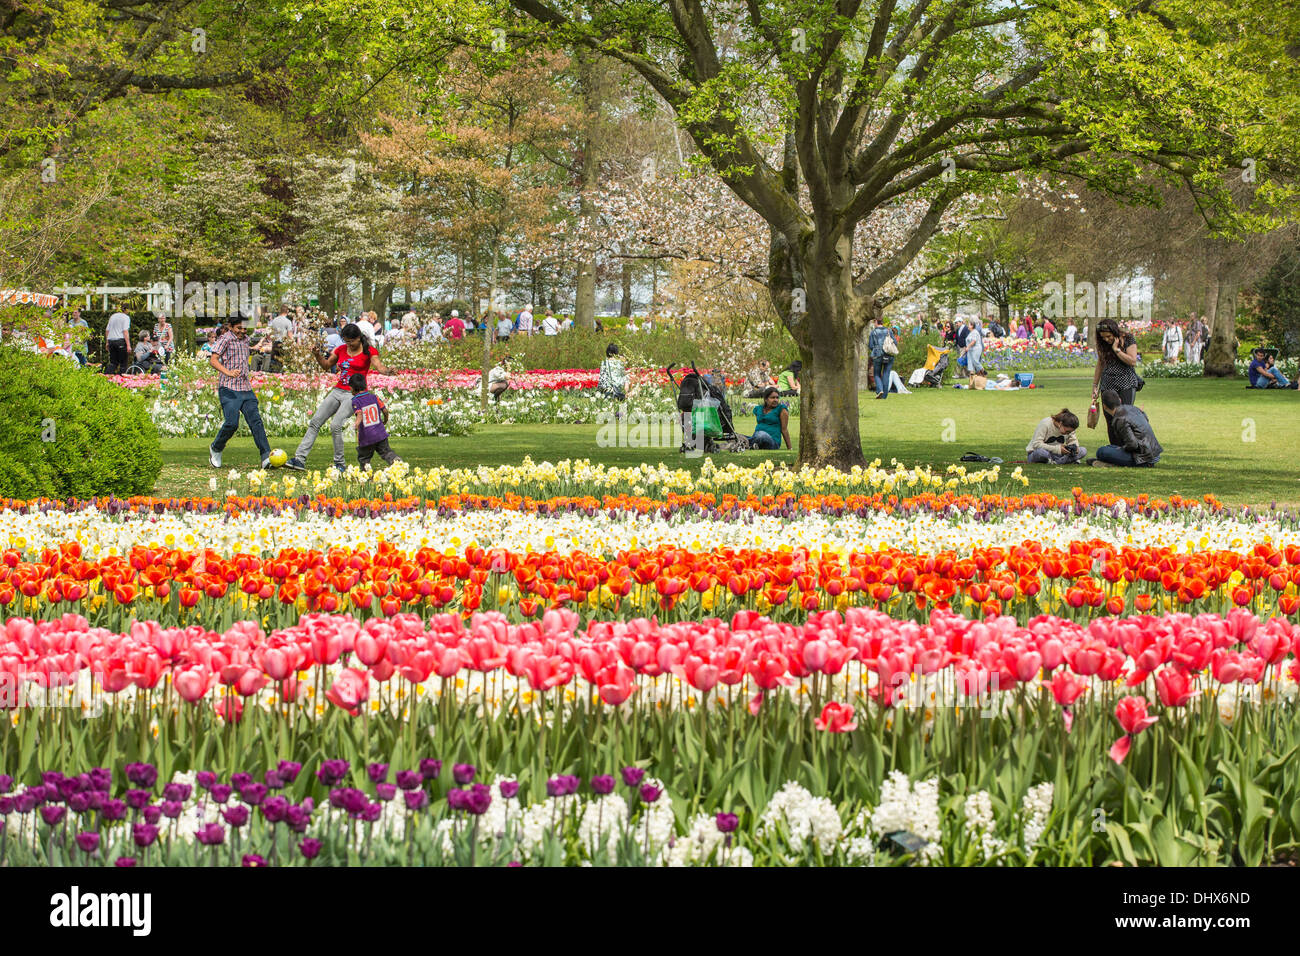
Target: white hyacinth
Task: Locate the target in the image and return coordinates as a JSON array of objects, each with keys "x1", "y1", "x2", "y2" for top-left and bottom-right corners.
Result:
[{"x1": 757, "y1": 781, "x2": 843, "y2": 854}]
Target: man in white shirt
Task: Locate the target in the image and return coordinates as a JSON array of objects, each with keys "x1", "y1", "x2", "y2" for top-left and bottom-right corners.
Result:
[
  {"x1": 516, "y1": 308, "x2": 534, "y2": 336},
  {"x1": 1064, "y1": 322, "x2": 1078, "y2": 343},
  {"x1": 105, "y1": 307, "x2": 132, "y2": 374},
  {"x1": 1162, "y1": 321, "x2": 1184, "y2": 363},
  {"x1": 541, "y1": 311, "x2": 559, "y2": 335}
]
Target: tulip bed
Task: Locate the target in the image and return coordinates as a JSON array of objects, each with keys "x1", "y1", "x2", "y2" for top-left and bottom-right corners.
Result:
[{"x1": 3, "y1": 468, "x2": 1300, "y2": 866}]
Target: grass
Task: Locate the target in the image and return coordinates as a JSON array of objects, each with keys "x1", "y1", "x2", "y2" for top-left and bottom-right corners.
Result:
[{"x1": 153, "y1": 368, "x2": 1299, "y2": 506}]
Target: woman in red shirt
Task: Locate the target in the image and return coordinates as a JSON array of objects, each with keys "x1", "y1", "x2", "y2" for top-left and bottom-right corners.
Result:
[{"x1": 286, "y1": 323, "x2": 389, "y2": 471}]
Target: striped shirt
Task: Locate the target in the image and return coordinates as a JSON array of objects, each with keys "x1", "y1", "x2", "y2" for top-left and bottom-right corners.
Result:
[{"x1": 213, "y1": 330, "x2": 252, "y2": 391}]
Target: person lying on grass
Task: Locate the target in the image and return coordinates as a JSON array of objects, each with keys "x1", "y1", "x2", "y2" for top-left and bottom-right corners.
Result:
[{"x1": 1026, "y1": 408, "x2": 1086, "y2": 464}]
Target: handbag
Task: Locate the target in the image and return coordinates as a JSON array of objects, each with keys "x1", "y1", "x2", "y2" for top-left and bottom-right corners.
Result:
[
  {"x1": 1087, "y1": 401, "x2": 1100, "y2": 429},
  {"x1": 882, "y1": 334, "x2": 899, "y2": 356}
]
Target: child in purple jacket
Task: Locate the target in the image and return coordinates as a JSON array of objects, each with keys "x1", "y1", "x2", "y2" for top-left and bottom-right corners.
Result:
[{"x1": 349, "y1": 374, "x2": 400, "y2": 469}]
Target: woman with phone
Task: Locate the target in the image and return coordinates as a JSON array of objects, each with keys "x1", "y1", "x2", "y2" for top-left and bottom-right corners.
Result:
[{"x1": 1091, "y1": 318, "x2": 1141, "y2": 444}]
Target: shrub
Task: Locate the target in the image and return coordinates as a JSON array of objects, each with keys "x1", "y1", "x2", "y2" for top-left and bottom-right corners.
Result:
[{"x1": 0, "y1": 348, "x2": 162, "y2": 499}]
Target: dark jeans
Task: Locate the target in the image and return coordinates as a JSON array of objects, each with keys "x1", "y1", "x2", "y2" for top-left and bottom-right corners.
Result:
[
  {"x1": 212, "y1": 386, "x2": 270, "y2": 457},
  {"x1": 749, "y1": 430, "x2": 779, "y2": 450},
  {"x1": 1096, "y1": 444, "x2": 1150, "y2": 467},
  {"x1": 358, "y1": 438, "x2": 399, "y2": 468},
  {"x1": 1101, "y1": 387, "x2": 1136, "y2": 445},
  {"x1": 106, "y1": 339, "x2": 129, "y2": 374},
  {"x1": 872, "y1": 355, "x2": 895, "y2": 398}
]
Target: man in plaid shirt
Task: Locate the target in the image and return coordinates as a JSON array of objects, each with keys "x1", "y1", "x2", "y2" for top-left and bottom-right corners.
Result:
[{"x1": 208, "y1": 314, "x2": 272, "y2": 469}]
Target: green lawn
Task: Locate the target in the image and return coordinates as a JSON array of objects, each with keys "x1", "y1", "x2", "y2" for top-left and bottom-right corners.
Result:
[{"x1": 154, "y1": 368, "x2": 1300, "y2": 505}]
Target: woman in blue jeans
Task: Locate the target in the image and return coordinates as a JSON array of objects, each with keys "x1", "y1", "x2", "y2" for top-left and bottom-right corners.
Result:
[
  {"x1": 867, "y1": 320, "x2": 898, "y2": 399},
  {"x1": 749, "y1": 387, "x2": 791, "y2": 450}
]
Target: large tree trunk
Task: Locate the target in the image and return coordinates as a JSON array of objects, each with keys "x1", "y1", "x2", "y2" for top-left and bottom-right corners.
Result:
[
  {"x1": 1202, "y1": 270, "x2": 1236, "y2": 377},
  {"x1": 619, "y1": 259, "x2": 633, "y2": 317},
  {"x1": 998, "y1": 302, "x2": 1010, "y2": 323},
  {"x1": 482, "y1": 239, "x2": 498, "y2": 411},
  {"x1": 779, "y1": 240, "x2": 868, "y2": 470}
]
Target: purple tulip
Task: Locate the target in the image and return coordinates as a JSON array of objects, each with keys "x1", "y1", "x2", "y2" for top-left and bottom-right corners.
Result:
[
  {"x1": 241, "y1": 854, "x2": 268, "y2": 867},
  {"x1": 132, "y1": 823, "x2": 159, "y2": 848},
  {"x1": 419, "y1": 759, "x2": 442, "y2": 781},
  {"x1": 638, "y1": 784, "x2": 662, "y2": 804},
  {"x1": 361, "y1": 802, "x2": 383, "y2": 823},
  {"x1": 374, "y1": 783, "x2": 397, "y2": 802},
  {"x1": 75, "y1": 831, "x2": 100, "y2": 854},
  {"x1": 100, "y1": 799, "x2": 127, "y2": 822},
  {"x1": 240, "y1": 783, "x2": 268, "y2": 806},
  {"x1": 163, "y1": 783, "x2": 192, "y2": 803},
  {"x1": 452, "y1": 763, "x2": 476, "y2": 785},
  {"x1": 142, "y1": 805, "x2": 162, "y2": 825},
  {"x1": 465, "y1": 784, "x2": 491, "y2": 815},
  {"x1": 341, "y1": 789, "x2": 369, "y2": 817},
  {"x1": 195, "y1": 771, "x2": 218, "y2": 791},
  {"x1": 590, "y1": 775, "x2": 615, "y2": 795},
  {"x1": 125, "y1": 763, "x2": 157, "y2": 788},
  {"x1": 366, "y1": 763, "x2": 390, "y2": 784},
  {"x1": 68, "y1": 792, "x2": 91, "y2": 814},
  {"x1": 715, "y1": 812, "x2": 739, "y2": 834},
  {"x1": 230, "y1": 772, "x2": 253, "y2": 792},
  {"x1": 125, "y1": 789, "x2": 151, "y2": 810},
  {"x1": 277, "y1": 761, "x2": 302, "y2": 784},
  {"x1": 42, "y1": 770, "x2": 65, "y2": 788},
  {"x1": 507, "y1": 861, "x2": 522, "y2": 867},
  {"x1": 40, "y1": 805, "x2": 66, "y2": 825},
  {"x1": 88, "y1": 768, "x2": 112, "y2": 791},
  {"x1": 0, "y1": 796, "x2": 13, "y2": 815},
  {"x1": 403, "y1": 790, "x2": 429, "y2": 811},
  {"x1": 447, "y1": 788, "x2": 467, "y2": 811},
  {"x1": 285, "y1": 805, "x2": 312, "y2": 833},
  {"x1": 621, "y1": 766, "x2": 645, "y2": 788},
  {"x1": 498, "y1": 780, "x2": 520, "y2": 800},
  {"x1": 261, "y1": 796, "x2": 289, "y2": 824},
  {"x1": 298, "y1": 838, "x2": 323, "y2": 860},
  {"x1": 195, "y1": 823, "x2": 225, "y2": 846},
  {"x1": 546, "y1": 777, "x2": 565, "y2": 798},
  {"x1": 58, "y1": 778, "x2": 81, "y2": 800},
  {"x1": 210, "y1": 784, "x2": 233, "y2": 804},
  {"x1": 15, "y1": 791, "x2": 39, "y2": 813},
  {"x1": 221, "y1": 805, "x2": 249, "y2": 828},
  {"x1": 114, "y1": 857, "x2": 137, "y2": 868},
  {"x1": 0, "y1": 774, "x2": 12, "y2": 794},
  {"x1": 395, "y1": 770, "x2": 422, "y2": 791},
  {"x1": 264, "y1": 770, "x2": 284, "y2": 790},
  {"x1": 160, "y1": 801, "x2": 184, "y2": 820},
  {"x1": 317, "y1": 759, "x2": 349, "y2": 786}
]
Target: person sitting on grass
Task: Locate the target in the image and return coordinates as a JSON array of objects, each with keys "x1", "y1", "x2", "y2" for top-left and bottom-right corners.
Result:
[
  {"x1": 776, "y1": 361, "x2": 801, "y2": 396},
  {"x1": 487, "y1": 355, "x2": 511, "y2": 402},
  {"x1": 349, "y1": 373, "x2": 400, "y2": 469},
  {"x1": 744, "y1": 359, "x2": 775, "y2": 398},
  {"x1": 1026, "y1": 408, "x2": 1086, "y2": 464},
  {"x1": 1090, "y1": 390, "x2": 1163, "y2": 468},
  {"x1": 749, "y1": 387, "x2": 791, "y2": 451},
  {"x1": 1248, "y1": 349, "x2": 1298, "y2": 389}
]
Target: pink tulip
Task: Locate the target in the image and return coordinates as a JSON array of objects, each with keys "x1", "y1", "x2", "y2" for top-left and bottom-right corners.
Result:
[
  {"x1": 1110, "y1": 695, "x2": 1158, "y2": 764},
  {"x1": 325, "y1": 667, "x2": 370, "y2": 716},
  {"x1": 814, "y1": 701, "x2": 857, "y2": 733}
]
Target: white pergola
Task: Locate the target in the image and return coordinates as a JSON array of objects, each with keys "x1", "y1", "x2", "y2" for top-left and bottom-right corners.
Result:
[{"x1": 52, "y1": 283, "x2": 172, "y2": 312}]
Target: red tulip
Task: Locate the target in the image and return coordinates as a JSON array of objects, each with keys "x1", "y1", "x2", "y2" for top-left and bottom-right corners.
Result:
[
  {"x1": 813, "y1": 701, "x2": 857, "y2": 733},
  {"x1": 1153, "y1": 668, "x2": 1194, "y2": 708},
  {"x1": 1110, "y1": 695, "x2": 1158, "y2": 764}
]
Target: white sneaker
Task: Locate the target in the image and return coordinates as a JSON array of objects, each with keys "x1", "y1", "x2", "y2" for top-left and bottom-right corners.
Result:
[{"x1": 209, "y1": 445, "x2": 222, "y2": 468}]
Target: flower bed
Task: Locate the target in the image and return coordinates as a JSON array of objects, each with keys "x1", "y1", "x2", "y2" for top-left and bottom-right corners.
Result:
[{"x1": 3, "y1": 606, "x2": 1297, "y2": 865}]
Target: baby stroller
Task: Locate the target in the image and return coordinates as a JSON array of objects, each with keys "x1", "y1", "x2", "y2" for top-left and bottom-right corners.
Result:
[
  {"x1": 920, "y1": 345, "x2": 950, "y2": 388},
  {"x1": 666, "y1": 363, "x2": 749, "y2": 454}
]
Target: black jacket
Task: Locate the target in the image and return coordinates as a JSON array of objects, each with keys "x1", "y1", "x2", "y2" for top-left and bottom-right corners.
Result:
[{"x1": 1111, "y1": 405, "x2": 1163, "y2": 466}]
